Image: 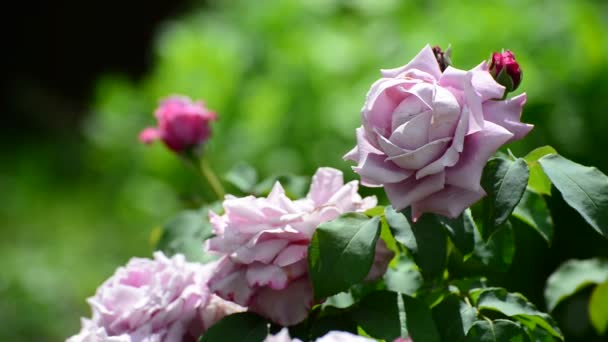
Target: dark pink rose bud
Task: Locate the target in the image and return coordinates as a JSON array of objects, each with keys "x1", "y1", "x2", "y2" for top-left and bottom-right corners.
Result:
[
  {"x1": 489, "y1": 50, "x2": 522, "y2": 93},
  {"x1": 139, "y1": 96, "x2": 217, "y2": 153}
]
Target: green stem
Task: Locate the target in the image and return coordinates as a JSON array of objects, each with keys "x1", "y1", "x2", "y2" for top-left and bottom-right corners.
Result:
[{"x1": 199, "y1": 156, "x2": 225, "y2": 200}]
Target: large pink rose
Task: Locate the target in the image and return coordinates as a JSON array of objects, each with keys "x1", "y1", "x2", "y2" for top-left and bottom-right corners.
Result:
[
  {"x1": 206, "y1": 167, "x2": 392, "y2": 326},
  {"x1": 344, "y1": 45, "x2": 533, "y2": 219},
  {"x1": 67, "y1": 253, "x2": 244, "y2": 342}
]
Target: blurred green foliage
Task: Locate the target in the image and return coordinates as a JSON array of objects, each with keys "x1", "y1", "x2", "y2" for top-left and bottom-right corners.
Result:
[{"x1": 2, "y1": 0, "x2": 608, "y2": 340}]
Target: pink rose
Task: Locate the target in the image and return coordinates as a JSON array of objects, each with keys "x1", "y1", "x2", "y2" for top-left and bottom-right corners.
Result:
[
  {"x1": 264, "y1": 329, "x2": 375, "y2": 342},
  {"x1": 139, "y1": 96, "x2": 217, "y2": 153},
  {"x1": 207, "y1": 167, "x2": 390, "y2": 326},
  {"x1": 67, "y1": 253, "x2": 243, "y2": 342},
  {"x1": 344, "y1": 45, "x2": 532, "y2": 219}
]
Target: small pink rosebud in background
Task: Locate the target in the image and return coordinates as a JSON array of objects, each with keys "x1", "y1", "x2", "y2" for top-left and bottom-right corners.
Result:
[
  {"x1": 489, "y1": 50, "x2": 522, "y2": 93},
  {"x1": 139, "y1": 96, "x2": 217, "y2": 153}
]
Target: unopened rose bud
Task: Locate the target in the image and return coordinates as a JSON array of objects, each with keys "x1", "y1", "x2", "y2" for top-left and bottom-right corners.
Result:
[
  {"x1": 432, "y1": 45, "x2": 452, "y2": 72},
  {"x1": 489, "y1": 50, "x2": 522, "y2": 94},
  {"x1": 139, "y1": 96, "x2": 217, "y2": 153}
]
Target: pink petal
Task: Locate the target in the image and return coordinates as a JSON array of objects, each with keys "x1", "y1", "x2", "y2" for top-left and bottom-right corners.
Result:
[
  {"x1": 445, "y1": 121, "x2": 514, "y2": 192},
  {"x1": 390, "y1": 111, "x2": 432, "y2": 150},
  {"x1": 391, "y1": 91, "x2": 433, "y2": 132},
  {"x1": 246, "y1": 263, "x2": 289, "y2": 290},
  {"x1": 231, "y1": 239, "x2": 289, "y2": 264},
  {"x1": 274, "y1": 244, "x2": 308, "y2": 267},
  {"x1": 362, "y1": 78, "x2": 416, "y2": 140},
  {"x1": 138, "y1": 128, "x2": 161, "y2": 144},
  {"x1": 464, "y1": 72, "x2": 485, "y2": 135},
  {"x1": 381, "y1": 44, "x2": 442, "y2": 81},
  {"x1": 384, "y1": 172, "x2": 446, "y2": 211},
  {"x1": 428, "y1": 86, "x2": 462, "y2": 141},
  {"x1": 250, "y1": 278, "x2": 313, "y2": 326},
  {"x1": 308, "y1": 168, "x2": 344, "y2": 206},
  {"x1": 411, "y1": 185, "x2": 486, "y2": 219},
  {"x1": 354, "y1": 153, "x2": 411, "y2": 186},
  {"x1": 482, "y1": 94, "x2": 533, "y2": 142},
  {"x1": 471, "y1": 61, "x2": 506, "y2": 101},
  {"x1": 386, "y1": 137, "x2": 452, "y2": 169}
]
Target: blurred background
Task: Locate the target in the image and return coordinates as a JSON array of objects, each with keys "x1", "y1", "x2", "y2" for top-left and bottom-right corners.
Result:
[{"x1": 2, "y1": 0, "x2": 608, "y2": 340}]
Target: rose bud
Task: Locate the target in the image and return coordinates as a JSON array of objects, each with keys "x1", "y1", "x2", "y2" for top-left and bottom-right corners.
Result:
[
  {"x1": 489, "y1": 50, "x2": 522, "y2": 94},
  {"x1": 432, "y1": 45, "x2": 452, "y2": 72},
  {"x1": 139, "y1": 96, "x2": 217, "y2": 153}
]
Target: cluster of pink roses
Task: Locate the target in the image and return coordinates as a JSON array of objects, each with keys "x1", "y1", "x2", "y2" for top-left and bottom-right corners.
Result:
[{"x1": 70, "y1": 44, "x2": 529, "y2": 341}]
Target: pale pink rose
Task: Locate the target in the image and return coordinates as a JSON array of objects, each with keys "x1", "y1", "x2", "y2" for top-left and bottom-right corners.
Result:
[
  {"x1": 344, "y1": 45, "x2": 533, "y2": 219},
  {"x1": 68, "y1": 252, "x2": 212, "y2": 342},
  {"x1": 207, "y1": 167, "x2": 391, "y2": 326},
  {"x1": 188, "y1": 294, "x2": 246, "y2": 335},
  {"x1": 67, "y1": 319, "x2": 130, "y2": 342},
  {"x1": 139, "y1": 96, "x2": 217, "y2": 153},
  {"x1": 264, "y1": 329, "x2": 375, "y2": 342}
]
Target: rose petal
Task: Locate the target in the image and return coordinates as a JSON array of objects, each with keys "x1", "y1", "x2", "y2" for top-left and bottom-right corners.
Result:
[
  {"x1": 445, "y1": 121, "x2": 514, "y2": 192},
  {"x1": 482, "y1": 93, "x2": 533, "y2": 142},
  {"x1": 384, "y1": 172, "x2": 446, "y2": 211},
  {"x1": 471, "y1": 61, "x2": 506, "y2": 101},
  {"x1": 390, "y1": 111, "x2": 432, "y2": 150},
  {"x1": 354, "y1": 153, "x2": 411, "y2": 186},
  {"x1": 308, "y1": 168, "x2": 344, "y2": 206},
  {"x1": 428, "y1": 85, "x2": 461, "y2": 141},
  {"x1": 381, "y1": 44, "x2": 442, "y2": 81},
  {"x1": 464, "y1": 72, "x2": 485, "y2": 134},
  {"x1": 250, "y1": 278, "x2": 313, "y2": 327},
  {"x1": 411, "y1": 185, "x2": 486, "y2": 219},
  {"x1": 386, "y1": 137, "x2": 452, "y2": 169},
  {"x1": 231, "y1": 239, "x2": 289, "y2": 264},
  {"x1": 246, "y1": 263, "x2": 289, "y2": 290},
  {"x1": 362, "y1": 78, "x2": 415, "y2": 140},
  {"x1": 274, "y1": 244, "x2": 308, "y2": 267},
  {"x1": 390, "y1": 91, "x2": 433, "y2": 132}
]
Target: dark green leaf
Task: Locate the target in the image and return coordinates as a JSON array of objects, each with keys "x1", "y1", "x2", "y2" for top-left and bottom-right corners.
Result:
[
  {"x1": 199, "y1": 312, "x2": 268, "y2": 342},
  {"x1": 384, "y1": 255, "x2": 423, "y2": 296},
  {"x1": 433, "y1": 295, "x2": 478, "y2": 341},
  {"x1": 386, "y1": 209, "x2": 447, "y2": 279},
  {"x1": 481, "y1": 158, "x2": 530, "y2": 234},
  {"x1": 437, "y1": 209, "x2": 475, "y2": 256},
  {"x1": 350, "y1": 290, "x2": 401, "y2": 341},
  {"x1": 512, "y1": 190, "x2": 554, "y2": 244},
  {"x1": 402, "y1": 294, "x2": 441, "y2": 342},
  {"x1": 544, "y1": 258, "x2": 608, "y2": 311},
  {"x1": 539, "y1": 154, "x2": 608, "y2": 238},
  {"x1": 589, "y1": 280, "x2": 608, "y2": 335},
  {"x1": 465, "y1": 319, "x2": 529, "y2": 342},
  {"x1": 472, "y1": 221, "x2": 515, "y2": 272},
  {"x1": 471, "y1": 288, "x2": 563, "y2": 340},
  {"x1": 156, "y1": 207, "x2": 217, "y2": 262},
  {"x1": 524, "y1": 146, "x2": 557, "y2": 196},
  {"x1": 224, "y1": 162, "x2": 258, "y2": 193},
  {"x1": 308, "y1": 213, "x2": 381, "y2": 299},
  {"x1": 309, "y1": 306, "x2": 357, "y2": 340}
]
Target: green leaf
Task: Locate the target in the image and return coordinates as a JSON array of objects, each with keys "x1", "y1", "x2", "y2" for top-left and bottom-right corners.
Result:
[
  {"x1": 512, "y1": 190, "x2": 554, "y2": 244},
  {"x1": 539, "y1": 154, "x2": 608, "y2": 238},
  {"x1": 544, "y1": 258, "x2": 608, "y2": 311},
  {"x1": 308, "y1": 213, "x2": 381, "y2": 299},
  {"x1": 465, "y1": 319, "x2": 529, "y2": 342},
  {"x1": 384, "y1": 255, "x2": 423, "y2": 296},
  {"x1": 433, "y1": 295, "x2": 478, "y2": 341},
  {"x1": 472, "y1": 288, "x2": 563, "y2": 340},
  {"x1": 402, "y1": 294, "x2": 441, "y2": 342},
  {"x1": 524, "y1": 146, "x2": 557, "y2": 196},
  {"x1": 472, "y1": 221, "x2": 515, "y2": 272},
  {"x1": 309, "y1": 306, "x2": 357, "y2": 340},
  {"x1": 481, "y1": 158, "x2": 530, "y2": 234},
  {"x1": 350, "y1": 290, "x2": 401, "y2": 341},
  {"x1": 199, "y1": 312, "x2": 268, "y2": 342},
  {"x1": 385, "y1": 208, "x2": 447, "y2": 279},
  {"x1": 224, "y1": 162, "x2": 258, "y2": 193},
  {"x1": 589, "y1": 280, "x2": 608, "y2": 335},
  {"x1": 437, "y1": 209, "x2": 476, "y2": 256},
  {"x1": 156, "y1": 207, "x2": 217, "y2": 262}
]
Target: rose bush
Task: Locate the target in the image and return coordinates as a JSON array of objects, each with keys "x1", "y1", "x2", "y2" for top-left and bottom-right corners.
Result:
[
  {"x1": 68, "y1": 252, "x2": 243, "y2": 342},
  {"x1": 139, "y1": 96, "x2": 217, "y2": 153},
  {"x1": 344, "y1": 45, "x2": 533, "y2": 219},
  {"x1": 206, "y1": 167, "x2": 392, "y2": 326}
]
